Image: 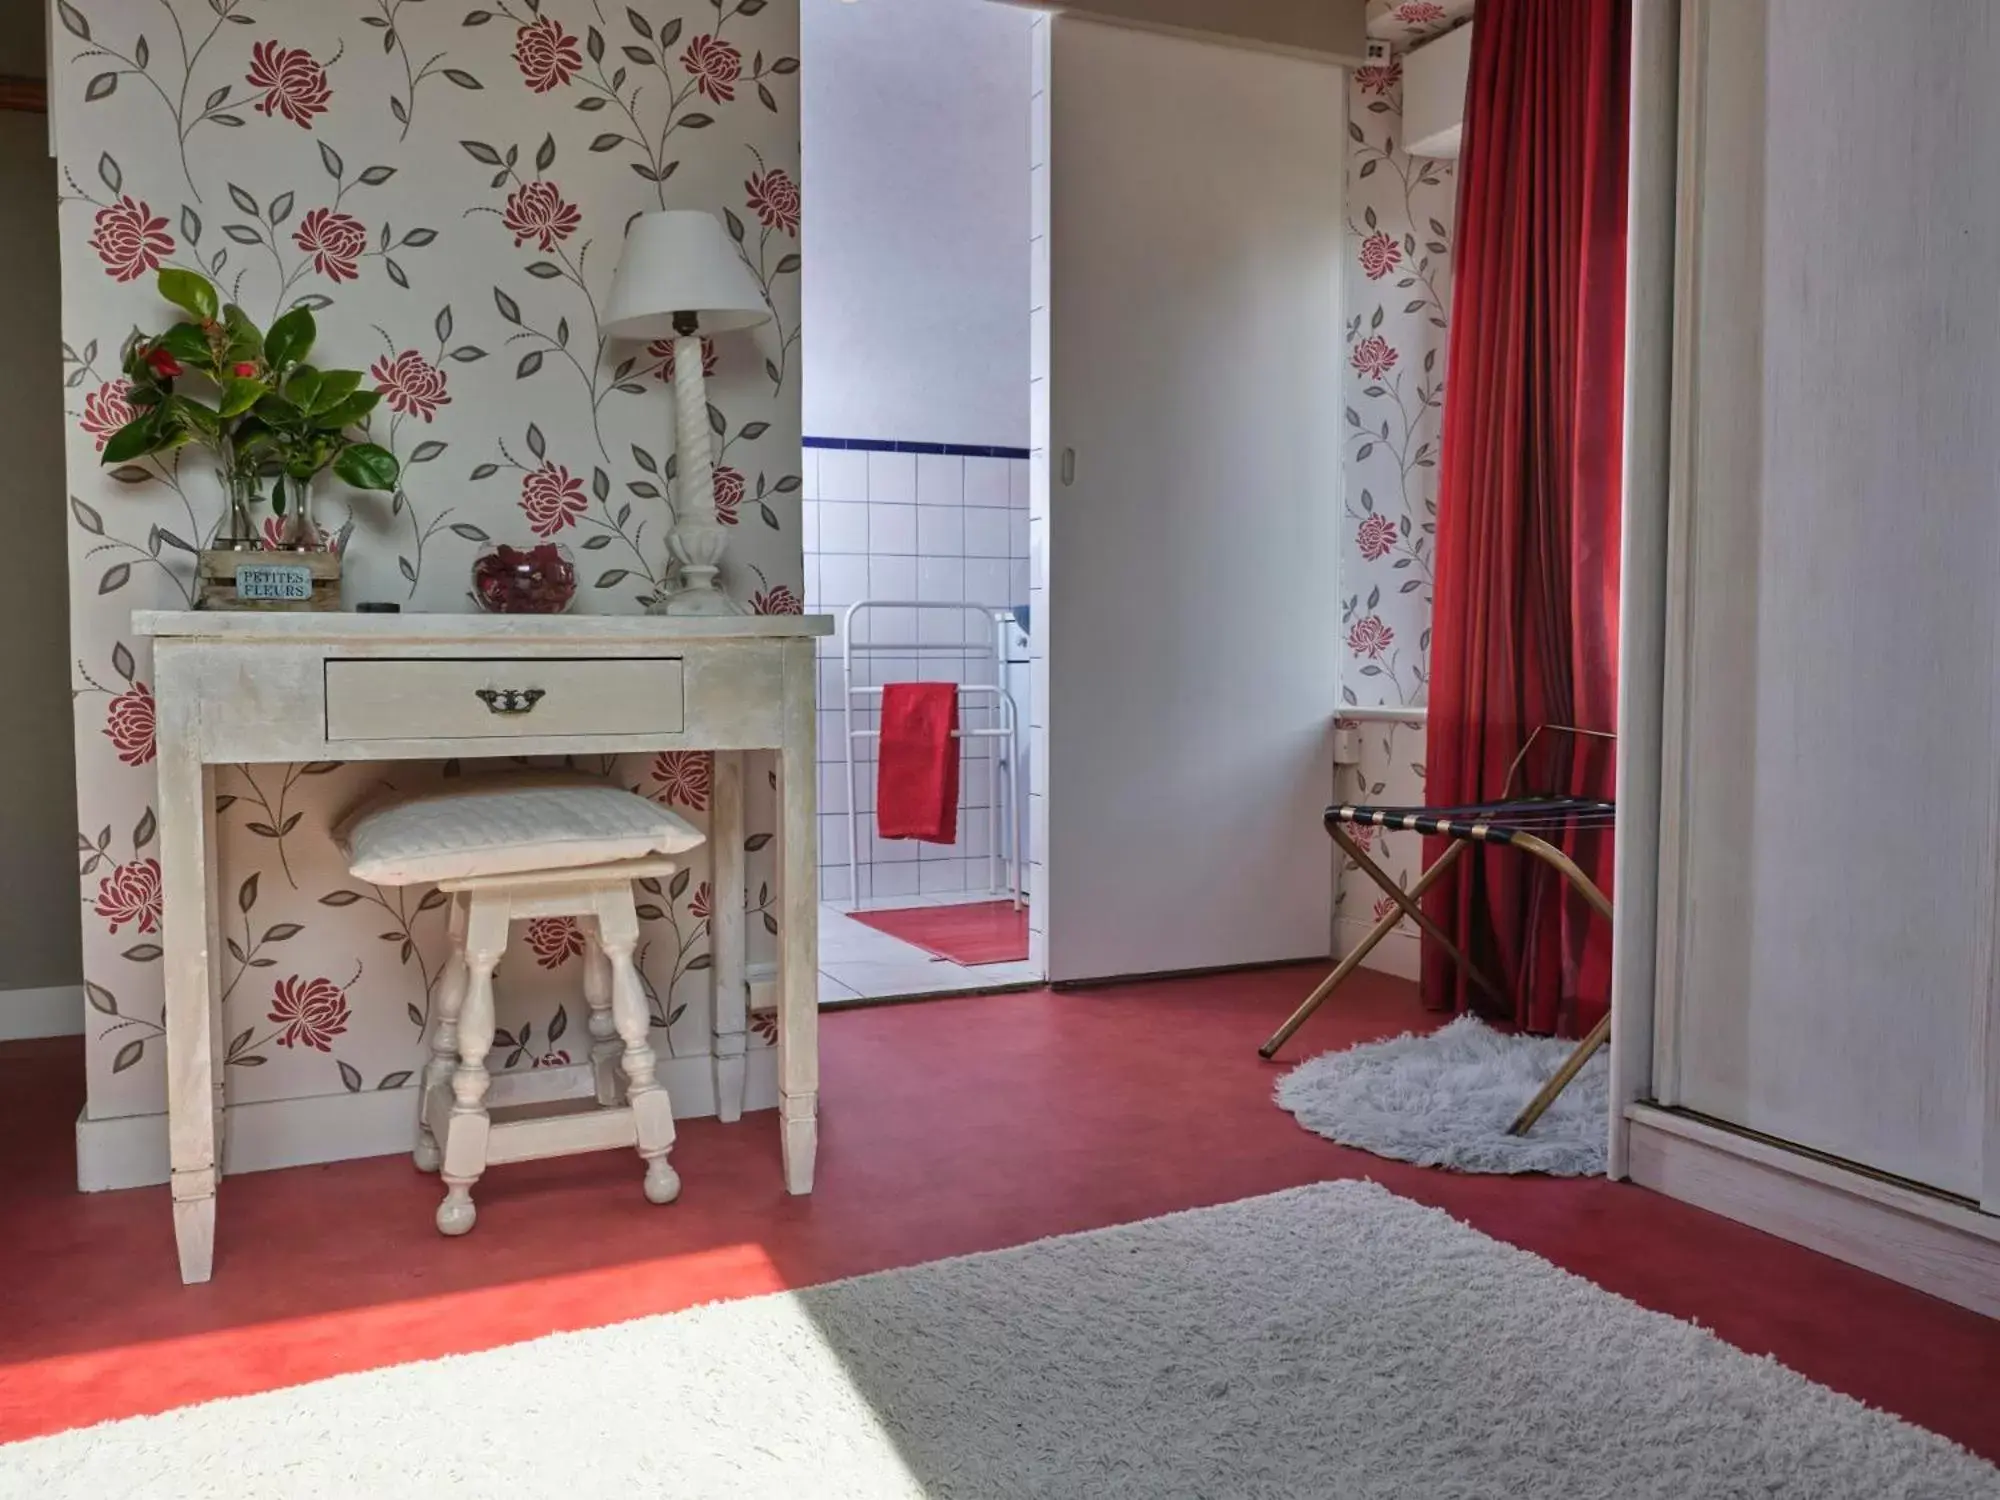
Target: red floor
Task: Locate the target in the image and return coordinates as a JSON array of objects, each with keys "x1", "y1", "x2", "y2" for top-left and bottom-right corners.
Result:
[{"x1": 2, "y1": 966, "x2": 1997, "y2": 1458}]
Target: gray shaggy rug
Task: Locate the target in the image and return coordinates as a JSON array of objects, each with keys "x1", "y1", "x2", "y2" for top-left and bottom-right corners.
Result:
[
  {"x1": 1277, "y1": 1014, "x2": 1609, "y2": 1175},
  {"x1": 5, "y1": 1182, "x2": 1993, "y2": 1499}
]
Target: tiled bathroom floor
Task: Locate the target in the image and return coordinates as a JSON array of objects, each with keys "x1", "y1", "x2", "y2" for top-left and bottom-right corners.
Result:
[{"x1": 819, "y1": 892, "x2": 1041, "y2": 1004}]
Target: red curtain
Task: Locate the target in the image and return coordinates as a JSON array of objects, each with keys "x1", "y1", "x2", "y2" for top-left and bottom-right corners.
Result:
[{"x1": 1420, "y1": 0, "x2": 1630, "y2": 1037}]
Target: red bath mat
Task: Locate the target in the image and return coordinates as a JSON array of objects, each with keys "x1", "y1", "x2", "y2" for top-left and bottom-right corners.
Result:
[{"x1": 851, "y1": 901, "x2": 1030, "y2": 966}]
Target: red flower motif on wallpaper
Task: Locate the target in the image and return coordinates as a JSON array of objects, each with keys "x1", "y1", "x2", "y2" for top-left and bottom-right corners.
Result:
[
  {"x1": 1351, "y1": 335, "x2": 1399, "y2": 379},
  {"x1": 247, "y1": 41, "x2": 331, "y2": 129},
  {"x1": 294, "y1": 207, "x2": 366, "y2": 282},
  {"x1": 534, "y1": 1050, "x2": 572, "y2": 1069},
  {"x1": 502, "y1": 181, "x2": 581, "y2": 252},
  {"x1": 520, "y1": 461, "x2": 587, "y2": 537},
  {"x1": 1372, "y1": 895, "x2": 1401, "y2": 923},
  {"x1": 746, "y1": 166, "x2": 800, "y2": 237},
  {"x1": 514, "y1": 15, "x2": 582, "y2": 93},
  {"x1": 648, "y1": 335, "x2": 717, "y2": 383},
  {"x1": 526, "y1": 916, "x2": 585, "y2": 968},
  {"x1": 1395, "y1": 1, "x2": 1448, "y2": 24},
  {"x1": 750, "y1": 1010, "x2": 778, "y2": 1044},
  {"x1": 1354, "y1": 58, "x2": 1403, "y2": 96},
  {"x1": 1348, "y1": 822, "x2": 1376, "y2": 854},
  {"x1": 94, "y1": 857, "x2": 162, "y2": 935},
  {"x1": 650, "y1": 750, "x2": 712, "y2": 812},
  {"x1": 688, "y1": 881, "x2": 712, "y2": 921},
  {"x1": 712, "y1": 465, "x2": 745, "y2": 526},
  {"x1": 682, "y1": 34, "x2": 742, "y2": 104},
  {"x1": 750, "y1": 585, "x2": 802, "y2": 616},
  {"x1": 88, "y1": 197, "x2": 173, "y2": 283},
  {"x1": 371, "y1": 350, "x2": 450, "y2": 421},
  {"x1": 269, "y1": 974, "x2": 351, "y2": 1052},
  {"x1": 1356, "y1": 513, "x2": 1397, "y2": 561},
  {"x1": 104, "y1": 682, "x2": 156, "y2": 767},
  {"x1": 1347, "y1": 615, "x2": 1395, "y2": 659},
  {"x1": 80, "y1": 379, "x2": 136, "y2": 450},
  {"x1": 1359, "y1": 231, "x2": 1402, "y2": 281}
]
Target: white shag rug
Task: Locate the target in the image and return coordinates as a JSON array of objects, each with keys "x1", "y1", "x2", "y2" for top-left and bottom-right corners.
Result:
[
  {"x1": 1277, "y1": 1014, "x2": 1611, "y2": 1176},
  {"x1": 5, "y1": 1182, "x2": 1993, "y2": 1499}
]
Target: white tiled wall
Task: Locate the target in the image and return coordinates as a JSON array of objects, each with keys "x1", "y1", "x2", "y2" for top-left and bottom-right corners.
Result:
[{"x1": 803, "y1": 445, "x2": 1033, "y2": 905}]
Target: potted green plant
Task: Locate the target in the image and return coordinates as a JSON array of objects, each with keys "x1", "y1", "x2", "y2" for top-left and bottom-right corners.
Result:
[
  {"x1": 100, "y1": 269, "x2": 400, "y2": 608},
  {"x1": 232, "y1": 305, "x2": 400, "y2": 551}
]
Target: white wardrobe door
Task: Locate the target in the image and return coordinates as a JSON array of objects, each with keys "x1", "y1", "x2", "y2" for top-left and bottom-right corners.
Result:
[
  {"x1": 1664, "y1": 0, "x2": 2000, "y2": 1198},
  {"x1": 1041, "y1": 18, "x2": 1342, "y2": 983}
]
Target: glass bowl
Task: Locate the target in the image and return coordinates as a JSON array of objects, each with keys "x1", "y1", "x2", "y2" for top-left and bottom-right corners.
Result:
[{"x1": 471, "y1": 542, "x2": 578, "y2": 614}]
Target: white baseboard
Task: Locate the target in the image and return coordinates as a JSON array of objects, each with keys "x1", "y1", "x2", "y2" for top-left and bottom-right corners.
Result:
[
  {"x1": 1625, "y1": 1104, "x2": 2000, "y2": 1320},
  {"x1": 0, "y1": 984, "x2": 83, "y2": 1041},
  {"x1": 76, "y1": 1046, "x2": 780, "y2": 1192},
  {"x1": 1334, "y1": 916, "x2": 1420, "y2": 981}
]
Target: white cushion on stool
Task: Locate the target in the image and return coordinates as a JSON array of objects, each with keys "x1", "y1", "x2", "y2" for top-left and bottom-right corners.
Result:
[{"x1": 339, "y1": 780, "x2": 704, "y2": 885}]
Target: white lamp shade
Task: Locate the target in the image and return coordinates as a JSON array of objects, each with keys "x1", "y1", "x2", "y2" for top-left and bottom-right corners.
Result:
[{"x1": 603, "y1": 210, "x2": 771, "y2": 340}]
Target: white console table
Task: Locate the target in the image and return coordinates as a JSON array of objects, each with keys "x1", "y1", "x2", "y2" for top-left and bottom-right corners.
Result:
[{"x1": 133, "y1": 610, "x2": 830, "y2": 1284}]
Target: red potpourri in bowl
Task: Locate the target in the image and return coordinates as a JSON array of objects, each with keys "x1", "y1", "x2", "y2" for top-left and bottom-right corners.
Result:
[{"x1": 471, "y1": 543, "x2": 578, "y2": 614}]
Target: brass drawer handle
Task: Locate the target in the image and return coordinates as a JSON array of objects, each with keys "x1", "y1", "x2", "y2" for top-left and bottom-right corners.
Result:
[{"x1": 474, "y1": 687, "x2": 546, "y2": 715}]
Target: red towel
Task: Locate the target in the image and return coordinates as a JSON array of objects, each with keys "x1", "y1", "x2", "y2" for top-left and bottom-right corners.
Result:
[{"x1": 877, "y1": 682, "x2": 959, "y2": 843}]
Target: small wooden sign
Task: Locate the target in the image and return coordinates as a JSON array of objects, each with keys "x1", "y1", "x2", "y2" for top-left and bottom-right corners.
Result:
[
  {"x1": 235, "y1": 562, "x2": 312, "y2": 602},
  {"x1": 196, "y1": 548, "x2": 342, "y2": 612}
]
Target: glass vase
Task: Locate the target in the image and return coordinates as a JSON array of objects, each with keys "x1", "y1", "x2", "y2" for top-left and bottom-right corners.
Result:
[
  {"x1": 214, "y1": 448, "x2": 262, "y2": 552},
  {"x1": 275, "y1": 473, "x2": 325, "y2": 551},
  {"x1": 471, "y1": 541, "x2": 577, "y2": 614}
]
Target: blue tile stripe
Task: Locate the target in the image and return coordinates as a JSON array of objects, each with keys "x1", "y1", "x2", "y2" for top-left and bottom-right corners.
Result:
[{"x1": 803, "y1": 435, "x2": 1032, "y2": 460}]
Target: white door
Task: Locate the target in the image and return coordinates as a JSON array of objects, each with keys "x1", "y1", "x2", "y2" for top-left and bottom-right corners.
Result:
[
  {"x1": 1658, "y1": 0, "x2": 2000, "y2": 1201},
  {"x1": 1041, "y1": 19, "x2": 1343, "y2": 983}
]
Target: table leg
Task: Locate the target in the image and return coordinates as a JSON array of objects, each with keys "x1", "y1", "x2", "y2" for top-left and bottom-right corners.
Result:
[
  {"x1": 710, "y1": 750, "x2": 747, "y2": 1123},
  {"x1": 203, "y1": 764, "x2": 225, "y2": 1181},
  {"x1": 158, "y1": 724, "x2": 217, "y2": 1284},
  {"x1": 777, "y1": 644, "x2": 819, "y2": 1194}
]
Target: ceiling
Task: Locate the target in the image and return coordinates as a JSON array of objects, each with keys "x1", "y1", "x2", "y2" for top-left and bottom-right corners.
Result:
[{"x1": 13, "y1": 3, "x2": 1471, "y2": 86}]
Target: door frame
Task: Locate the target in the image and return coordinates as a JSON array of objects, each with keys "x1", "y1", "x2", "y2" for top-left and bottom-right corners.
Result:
[{"x1": 1604, "y1": 0, "x2": 1681, "y2": 1176}]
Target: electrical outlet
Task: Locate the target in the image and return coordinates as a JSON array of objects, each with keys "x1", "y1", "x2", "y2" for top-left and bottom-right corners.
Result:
[{"x1": 1364, "y1": 38, "x2": 1393, "y2": 66}]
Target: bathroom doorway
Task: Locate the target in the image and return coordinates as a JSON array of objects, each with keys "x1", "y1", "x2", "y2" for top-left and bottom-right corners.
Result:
[{"x1": 799, "y1": 0, "x2": 1044, "y2": 1003}]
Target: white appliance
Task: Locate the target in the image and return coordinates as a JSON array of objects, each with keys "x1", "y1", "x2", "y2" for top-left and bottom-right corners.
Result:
[{"x1": 1403, "y1": 21, "x2": 1471, "y2": 160}]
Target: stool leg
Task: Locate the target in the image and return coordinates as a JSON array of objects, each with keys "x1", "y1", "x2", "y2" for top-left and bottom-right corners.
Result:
[
  {"x1": 598, "y1": 895, "x2": 679, "y2": 1206},
  {"x1": 415, "y1": 893, "x2": 469, "y2": 1172},
  {"x1": 438, "y1": 901, "x2": 504, "y2": 1236},
  {"x1": 582, "y1": 918, "x2": 622, "y2": 1108}
]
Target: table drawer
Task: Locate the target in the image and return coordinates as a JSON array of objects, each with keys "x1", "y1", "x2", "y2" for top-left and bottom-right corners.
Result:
[{"x1": 324, "y1": 657, "x2": 685, "y2": 741}]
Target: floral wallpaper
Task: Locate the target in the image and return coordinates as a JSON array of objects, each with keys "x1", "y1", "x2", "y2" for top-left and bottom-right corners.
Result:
[
  {"x1": 1335, "y1": 22, "x2": 1458, "y2": 945},
  {"x1": 54, "y1": 0, "x2": 802, "y2": 1125},
  {"x1": 1364, "y1": 0, "x2": 1476, "y2": 47}
]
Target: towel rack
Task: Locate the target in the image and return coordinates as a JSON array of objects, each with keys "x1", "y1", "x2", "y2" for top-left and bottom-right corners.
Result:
[{"x1": 840, "y1": 600, "x2": 1026, "y2": 914}]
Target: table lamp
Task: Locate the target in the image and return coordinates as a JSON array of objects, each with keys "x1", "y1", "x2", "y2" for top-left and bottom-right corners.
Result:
[{"x1": 605, "y1": 210, "x2": 772, "y2": 614}]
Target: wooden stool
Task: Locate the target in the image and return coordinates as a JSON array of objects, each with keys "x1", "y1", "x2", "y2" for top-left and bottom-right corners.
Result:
[{"x1": 414, "y1": 857, "x2": 686, "y2": 1235}]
